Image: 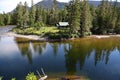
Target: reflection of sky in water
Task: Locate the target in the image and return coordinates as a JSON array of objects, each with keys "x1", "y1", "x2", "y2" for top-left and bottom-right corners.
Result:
[
  {"x1": 0, "y1": 37, "x2": 21, "y2": 58},
  {"x1": 0, "y1": 36, "x2": 120, "y2": 80},
  {"x1": 75, "y1": 49, "x2": 120, "y2": 80}
]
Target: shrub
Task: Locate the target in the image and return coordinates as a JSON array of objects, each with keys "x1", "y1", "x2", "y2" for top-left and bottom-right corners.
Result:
[
  {"x1": 0, "y1": 77, "x2": 2, "y2": 80},
  {"x1": 49, "y1": 33, "x2": 61, "y2": 39},
  {"x1": 26, "y1": 72, "x2": 37, "y2": 80},
  {"x1": 11, "y1": 78, "x2": 16, "y2": 80}
]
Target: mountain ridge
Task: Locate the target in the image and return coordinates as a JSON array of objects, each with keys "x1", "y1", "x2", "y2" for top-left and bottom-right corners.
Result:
[
  {"x1": 34, "y1": 0, "x2": 120, "y2": 9},
  {"x1": 35, "y1": 0, "x2": 67, "y2": 9}
]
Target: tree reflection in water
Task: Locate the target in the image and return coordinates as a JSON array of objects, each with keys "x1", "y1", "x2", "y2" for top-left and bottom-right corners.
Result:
[
  {"x1": 15, "y1": 37, "x2": 120, "y2": 79},
  {"x1": 15, "y1": 37, "x2": 47, "y2": 64},
  {"x1": 64, "y1": 37, "x2": 120, "y2": 75}
]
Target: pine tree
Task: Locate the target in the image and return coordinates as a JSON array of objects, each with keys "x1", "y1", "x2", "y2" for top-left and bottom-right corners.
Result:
[
  {"x1": 16, "y1": 2, "x2": 23, "y2": 27},
  {"x1": 49, "y1": 0, "x2": 59, "y2": 25},
  {"x1": 114, "y1": 0, "x2": 120, "y2": 33},
  {"x1": 110, "y1": 0, "x2": 118, "y2": 33},
  {"x1": 42, "y1": 9, "x2": 47, "y2": 24},
  {"x1": 3, "y1": 13, "x2": 11, "y2": 25},
  {"x1": 53, "y1": 0, "x2": 58, "y2": 24},
  {"x1": 35, "y1": 6, "x2": 43, "y2": 23},
  {"x1": 81, "y1": 0, "x2": 92, "y2": 37},
  {"x1": 0, "y1": 14, "x2": 4, "y2": 26},
  {"x1": 23, "y1": 2, "x2": 29, "y2": 27},
  {"x1": 29, "y1": 0, "x2": 36, "y2": 27},
  {"x1": 68, "y1": 0, "x2": 80, "y2": 37},
  {"x1": 59, "y1": 7, "x2": 68, "y2": 22},
  {"x1": 97, "y1": 0, "x2": 108, "y2": 34},
  {"x1": 11, "y1": 11, "x2": 17, "y2": 25},
  {"x1": 90, "y1": 5, "x2": 98, "y2": 34},
  {"x1": 35, "y1": 6, "x2": 43, "y2": 28}
]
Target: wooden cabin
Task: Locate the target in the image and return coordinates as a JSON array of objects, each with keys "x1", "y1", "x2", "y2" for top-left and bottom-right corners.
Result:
[{"x1": 56, "y1": 22, "x2": 69, "y2": 28}]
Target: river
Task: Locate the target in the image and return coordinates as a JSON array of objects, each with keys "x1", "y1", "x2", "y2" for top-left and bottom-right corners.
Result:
[
  {"x1": 0, "y1": 26, "x2": 120, "y2": 80},
  {"x1": 0, "y1": 25, "x2": 15, "y2": 34}
]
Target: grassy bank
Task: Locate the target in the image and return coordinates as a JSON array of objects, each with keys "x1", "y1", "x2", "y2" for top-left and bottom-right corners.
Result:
[{"x1": 13, "y1": 26, "x2": 70, "y2": 39}]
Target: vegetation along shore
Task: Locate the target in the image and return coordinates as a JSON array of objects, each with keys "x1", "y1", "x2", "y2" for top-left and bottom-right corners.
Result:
[{"x1": 0, "y1": 0, "x2": 120, "y2": 40}]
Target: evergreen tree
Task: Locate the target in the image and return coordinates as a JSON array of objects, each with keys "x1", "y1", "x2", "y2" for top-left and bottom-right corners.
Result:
[
  {"x1": 29, "y1": 0, "x2": 36, "y2": 27},
  {"x1": 7, "y1": 14, "x2": 11, "y2": 25},
  {"x1": 59, "y1": 7, "x2": 68, "y2": 22},
  {"x1": 97, "y1": 0, "x2": 108, "y2": 34},
  {"x1": 110, "y1": 0, "x2": 118, "y2": 33},
  {"x1": 49, "y1": 0, "x2": 59, "y2": 25},
  {"x1": 115, "y1": 0, "x2": 120, "y2": 33},
  {"x1": 81, "y1": 0, "x2": 92, "y2": 37},
  {"x1": 46, "y1": 9, "x2": 52, "y2": 25},
  {"x1": 0, "y1": 14, "x2": 4, "y2": 26},
  {"x1": 35, "y1": 6, "x2": 43, "y2": 28},
  {"x1": 42, "y1": 9, "x2": 47, "y2": 24},
  {"x1": 4, "y1": 13, "x2": 11, "y2": 25},
  {"x1": 23, "y1": 2, "x2": 29, "y2": 27},
  {"x1": 16, "y1": 2, "x2": 23, "y2": 27},
  {"x1": 90, "y1": 5, "x2": 98, "y2": 34},
  {"x1": 68, "y1": 0, "x2": 80, "y2": 37},
  {"x1": 11, "y1": 11, "x2": 17, "y2": 25},
  {"x1": 106, "y1": 0, "x2": 113, "y2": 33}
]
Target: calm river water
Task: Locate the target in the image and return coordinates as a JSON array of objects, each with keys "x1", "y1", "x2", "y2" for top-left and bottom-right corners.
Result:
[{"x1": 0, "y1": 30, "x2": 120, "y2": 80}]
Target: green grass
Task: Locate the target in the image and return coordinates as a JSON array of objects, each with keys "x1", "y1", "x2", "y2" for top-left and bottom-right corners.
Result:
[
  {"x1": 13, "y1": 26, "x2": 70, "y2": 39},
  {"x1": 13, "y1": 26, "x2": 59, "y2": 35}
]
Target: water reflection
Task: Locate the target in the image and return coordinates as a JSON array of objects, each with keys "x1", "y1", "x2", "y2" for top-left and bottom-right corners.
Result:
[
  {"x1": 1, "y1": 36, "x2": 120, "y2": 80},
  {"x1": 16, "y1": 38, "x2": 47, "y2": 63},
  {"x1": 64, "y1": 38, "x2": 120, "y2": 80},
  {"x1": 50, "y1": 42, "x2": 61, "y2": 57}
]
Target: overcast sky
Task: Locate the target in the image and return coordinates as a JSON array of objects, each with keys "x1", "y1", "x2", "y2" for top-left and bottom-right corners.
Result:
[{"x1": 0, "y1": 0, "x2": 119, "y2": 13}]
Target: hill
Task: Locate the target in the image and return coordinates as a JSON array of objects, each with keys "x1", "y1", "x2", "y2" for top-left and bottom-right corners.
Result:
[
  {"x1": 35, "y1": 0, "x2": 120, "y2": 9},
  {"x1": 35, "y1": 0, "x2": 67, "y2": 9}
]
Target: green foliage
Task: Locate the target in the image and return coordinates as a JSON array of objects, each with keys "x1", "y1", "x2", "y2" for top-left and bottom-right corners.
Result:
[
  {"x1": 68, "y1": 0, "x2": 80, "y2": 36},
  {"x1": 11, "y1": 77, "x2": 16, "y2": 80},
  {"x1": 23, "y1": 2, "x2": 29, "y2": 27},
  {"x1": 1, "y1": 0, "x2": 120, "y2": 38},
  {"x1": 29, "y1": 0, "x2": 36, "y2": 27},
  {"x1": 16, "y1": 2, "x2": 24, "y2": 27},
  {"x1": 26, "y1": 72, "x2": 37, "y2": 80},
  {"x1": 0, "y1": 77, "x2": 2, "y2": 80},
  {"x1": 4, "y1": 13, "x2": 11, "y2": 25},
  {"x1": 81, "y1": 1, "x2": 92, "y2": 37},
  {"x1": 0, "y1": 14, "x2": 4, "y2": 26}
]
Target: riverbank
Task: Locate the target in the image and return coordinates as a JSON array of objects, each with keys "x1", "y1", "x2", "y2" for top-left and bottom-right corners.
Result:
[
  {"x1": 89, "y1": 35, "x2": 120, "y2": 39},
  {"x1": 2, "y1": 32, "x2": 120, "y2": 42}
]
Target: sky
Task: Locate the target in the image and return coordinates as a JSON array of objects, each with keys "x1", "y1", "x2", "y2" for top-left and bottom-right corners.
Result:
[
  {"x1": 0, "y1": 0, "x2": 119, "y2": 13},
  {"x1": 0, "y1": 0, "x2": 70, "y2": 13}
]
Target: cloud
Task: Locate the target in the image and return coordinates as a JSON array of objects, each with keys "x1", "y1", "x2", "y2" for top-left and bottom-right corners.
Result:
[{"x1": 0, "y1": 0, "x2": 42, "y2": 13}]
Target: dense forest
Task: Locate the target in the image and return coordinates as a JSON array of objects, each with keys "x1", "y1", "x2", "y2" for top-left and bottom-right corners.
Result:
[{"x1": 0, "y1": 0, "x2": 120, "y2": 37}]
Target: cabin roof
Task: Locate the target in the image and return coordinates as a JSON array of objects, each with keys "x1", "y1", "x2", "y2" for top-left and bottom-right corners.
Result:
[{"x1": 57, "y1": 22, "x2": 69, "y2": 27}]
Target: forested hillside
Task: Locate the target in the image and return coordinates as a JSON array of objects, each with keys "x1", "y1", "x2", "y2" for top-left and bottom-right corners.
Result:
[{"x1": 0, "y1": 0, "x2": 120, "y2": 38}]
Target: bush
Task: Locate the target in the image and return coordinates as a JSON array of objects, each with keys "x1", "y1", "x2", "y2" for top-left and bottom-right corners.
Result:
[
  {"x1": 49, "y1": 33, "x2": 61, "y2": 39},
  {"x1": 11, "y1": 78, "x2": 16, "y2": 80},
  {"x1": 0, "y1": 77, "x2": 2, "y2": 80},
  {"x1": 26, "y1": 72, "x2": 37, "y2": 80},
  {"x1": 62, "y1": 34, "x2": 69, "y2": 39},
  {"x1": 34, "y1": 22, "x2": 45, "y2": 29}
]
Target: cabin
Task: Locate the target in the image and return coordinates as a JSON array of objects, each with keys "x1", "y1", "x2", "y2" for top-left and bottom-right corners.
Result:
[{"x1": 56, "y1": 22, "x2": 69, "y2": 28}]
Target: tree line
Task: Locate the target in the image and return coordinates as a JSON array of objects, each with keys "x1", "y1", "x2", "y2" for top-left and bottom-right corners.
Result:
[{"x1": 0, "y1": 0, "x2": 120, "y2": 37}]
